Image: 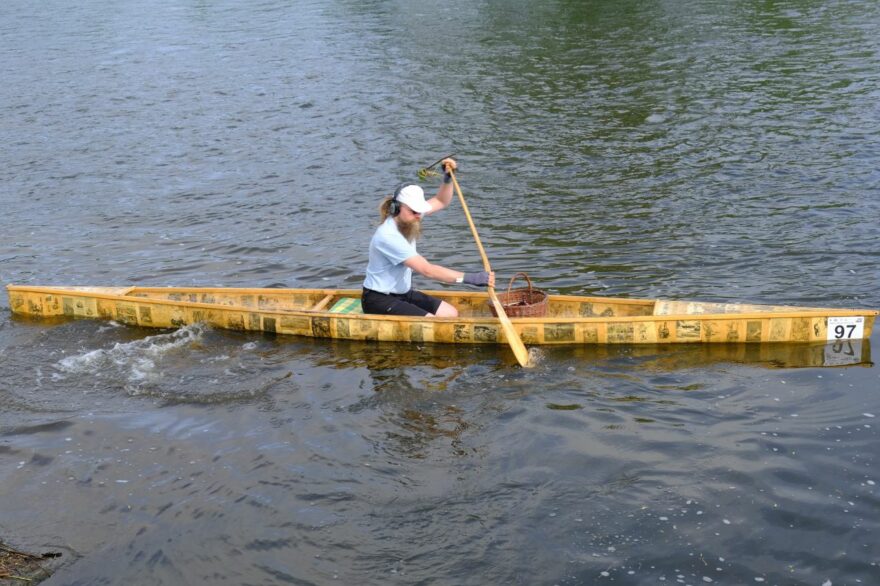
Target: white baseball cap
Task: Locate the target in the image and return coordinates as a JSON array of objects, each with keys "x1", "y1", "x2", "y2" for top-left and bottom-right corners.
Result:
[{"x1": 396, "y1": 184, "x2": 432, "y2": 214}]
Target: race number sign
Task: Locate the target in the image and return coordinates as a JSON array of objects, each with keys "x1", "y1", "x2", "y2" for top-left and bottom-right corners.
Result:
[{"x1": 827, "y1": 316, "x2": 864, "y2": 341}]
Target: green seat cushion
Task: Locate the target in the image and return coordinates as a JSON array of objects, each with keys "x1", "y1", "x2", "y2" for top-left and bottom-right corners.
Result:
[{"x1": 329, "y1": 297, "x2": 363, "y2": 314}]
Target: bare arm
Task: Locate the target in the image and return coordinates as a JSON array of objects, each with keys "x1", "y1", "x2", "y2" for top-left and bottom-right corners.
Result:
[
  {"x1": 426, "y1": 181, "x2": 453, "y2": 214},
  {"x1": 404, "y1": 255, "x2": 462, "y2": 283},
  {"x1": 404, "y1": 255, "x2": 495, "y2": 287},
  {"x1": 425, "y1": 157, "x2": 457, "y2": 214}
]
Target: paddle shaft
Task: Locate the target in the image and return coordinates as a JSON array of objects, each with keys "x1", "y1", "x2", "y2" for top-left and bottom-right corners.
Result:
[
  {"x1": 449, "y1": 172, "x2": 492, "y2": 272},
  {"x1": 448, "y1": 169, "x2": 531, "y2": 367}
]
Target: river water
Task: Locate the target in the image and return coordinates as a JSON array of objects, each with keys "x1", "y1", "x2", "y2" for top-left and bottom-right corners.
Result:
[{"x1": 1, "y1": 0, "x2": 879, "y2": 584}]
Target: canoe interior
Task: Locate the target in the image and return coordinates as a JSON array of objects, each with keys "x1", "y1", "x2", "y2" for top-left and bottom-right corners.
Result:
[
  {"x1": 7, "y1": 285, "x2": 873, "y2": 321},
  {"x1": 121, "y1": 288, "x2": 839, "y2": 318},
  {"x1": 121, "y1": 287, "x2": 658, "y2": 318}
]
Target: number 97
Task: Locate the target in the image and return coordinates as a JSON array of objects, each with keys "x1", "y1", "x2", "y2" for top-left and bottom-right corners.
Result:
[{"x1": 834, "y1": 324, "x2": 856, "y2": 339}]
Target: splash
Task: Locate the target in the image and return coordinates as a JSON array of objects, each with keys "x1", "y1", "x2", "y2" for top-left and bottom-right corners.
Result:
[
  {"x1": 527, "y1": 346, "x2": 544, "y2": 367},
  {"x1": 55, "y1": 324, "x2": 205, "y2": 383}
]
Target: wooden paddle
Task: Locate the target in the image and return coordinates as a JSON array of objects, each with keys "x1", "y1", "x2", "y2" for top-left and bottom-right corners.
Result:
[{"x1": 447, "y1": 168, "x2": 532, "y2": 367}]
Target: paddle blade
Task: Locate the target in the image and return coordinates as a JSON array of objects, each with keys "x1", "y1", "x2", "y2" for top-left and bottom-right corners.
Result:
[{"x1": 488, "y1": 289, "x2": 532, "y2": 367}]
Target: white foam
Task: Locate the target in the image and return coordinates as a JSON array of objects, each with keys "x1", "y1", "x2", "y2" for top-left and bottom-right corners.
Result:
[{"x1": 55, "y1": 324, "x2": 204, "y2": 382}]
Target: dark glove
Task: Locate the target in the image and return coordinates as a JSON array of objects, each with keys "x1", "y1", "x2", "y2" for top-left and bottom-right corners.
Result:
[
  {"x1": 442, "y1": 159, "x2": 456, "y2": 184},
  {"x1": 462, "y1": 271, "x2": 490, "y2": 287}
]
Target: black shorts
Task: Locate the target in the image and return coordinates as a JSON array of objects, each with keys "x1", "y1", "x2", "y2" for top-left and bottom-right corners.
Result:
[{"x1": 361, "y1": 288, "x2": 443, "y2": 316}]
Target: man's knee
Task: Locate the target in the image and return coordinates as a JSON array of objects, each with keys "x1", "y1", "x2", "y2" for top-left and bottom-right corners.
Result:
[{"x1": 433, "y1": 301, "x2": 458, "y2": 317}]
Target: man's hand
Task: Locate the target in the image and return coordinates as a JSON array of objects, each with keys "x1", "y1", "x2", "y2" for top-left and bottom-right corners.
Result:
[
  {"x1": 441, "y1": 158, "x2": 458, "y2": 184},
  {"x1": 462, "y1": 271, "x2": 494, "y2": 288}
]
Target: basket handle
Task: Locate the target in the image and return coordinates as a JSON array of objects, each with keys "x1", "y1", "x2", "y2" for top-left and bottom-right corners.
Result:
[{"x1": 507, "y1": 272, "x2": 534, "y2": 299}]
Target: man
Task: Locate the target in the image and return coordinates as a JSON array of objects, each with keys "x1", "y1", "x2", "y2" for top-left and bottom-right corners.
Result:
[{"x1": 362, "y1": 158, "x2": 494, "y2": 317}]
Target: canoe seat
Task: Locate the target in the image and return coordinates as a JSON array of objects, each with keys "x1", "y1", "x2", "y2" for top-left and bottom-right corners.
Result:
[
  {"x1": 329, "y1": 297, "x2": 363, "y2": 315},
  {"x1": 310, "y1": 293, "x2": 335, "y2": 311}
]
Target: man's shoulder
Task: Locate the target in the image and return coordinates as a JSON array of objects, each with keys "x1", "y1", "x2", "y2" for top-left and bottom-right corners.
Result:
[{"x1": 372, "y1": 218, "x2": 417, "y2": 258}]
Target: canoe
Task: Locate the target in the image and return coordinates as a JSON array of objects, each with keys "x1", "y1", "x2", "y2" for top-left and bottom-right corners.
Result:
[{"x1": 7, "y1": 284, "x2": 876, "y2": 346}]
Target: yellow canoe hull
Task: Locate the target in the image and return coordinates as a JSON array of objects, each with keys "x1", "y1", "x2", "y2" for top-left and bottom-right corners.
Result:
[{"x1": 6, "y1": 285, "x2": 877, "y2": 346}]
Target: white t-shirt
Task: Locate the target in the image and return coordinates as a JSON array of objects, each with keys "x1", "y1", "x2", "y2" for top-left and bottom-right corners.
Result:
[{"x1": 363, "y1": 217, "x2": 419, "y2": 294}]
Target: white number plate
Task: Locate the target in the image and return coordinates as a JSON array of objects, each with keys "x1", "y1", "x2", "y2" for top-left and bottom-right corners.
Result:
[{"x1": 827, "y1": 316, "x2": 865, "y2": 341}]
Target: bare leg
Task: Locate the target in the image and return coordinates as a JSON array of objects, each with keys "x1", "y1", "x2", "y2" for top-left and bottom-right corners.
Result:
[{"x1": 430, "y1": 301, "x2": 458, "y2": 317}]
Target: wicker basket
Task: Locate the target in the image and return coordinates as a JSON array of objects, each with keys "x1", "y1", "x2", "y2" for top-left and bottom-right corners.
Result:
[{"x1": 488, "y1": 272, "x2": 548, "y2": 318}]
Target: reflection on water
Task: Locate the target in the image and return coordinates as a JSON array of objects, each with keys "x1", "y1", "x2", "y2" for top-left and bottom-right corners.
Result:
[
  {"x1": 301, "y1": 336, "x2": 873, "y2": 372},
  {"x1": 563, "y1": 339, "x2": 873, "y2": 370}
]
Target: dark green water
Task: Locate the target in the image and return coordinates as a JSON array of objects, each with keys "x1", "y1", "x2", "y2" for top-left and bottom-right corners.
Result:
[{"x1": 1, "y1": 1, "x2": 879, "y2": 584}]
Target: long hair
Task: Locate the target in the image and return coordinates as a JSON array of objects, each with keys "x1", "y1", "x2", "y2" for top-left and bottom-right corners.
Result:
[{"x1": 378, "y1": 196, "x2": 395, "y2": 223}]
